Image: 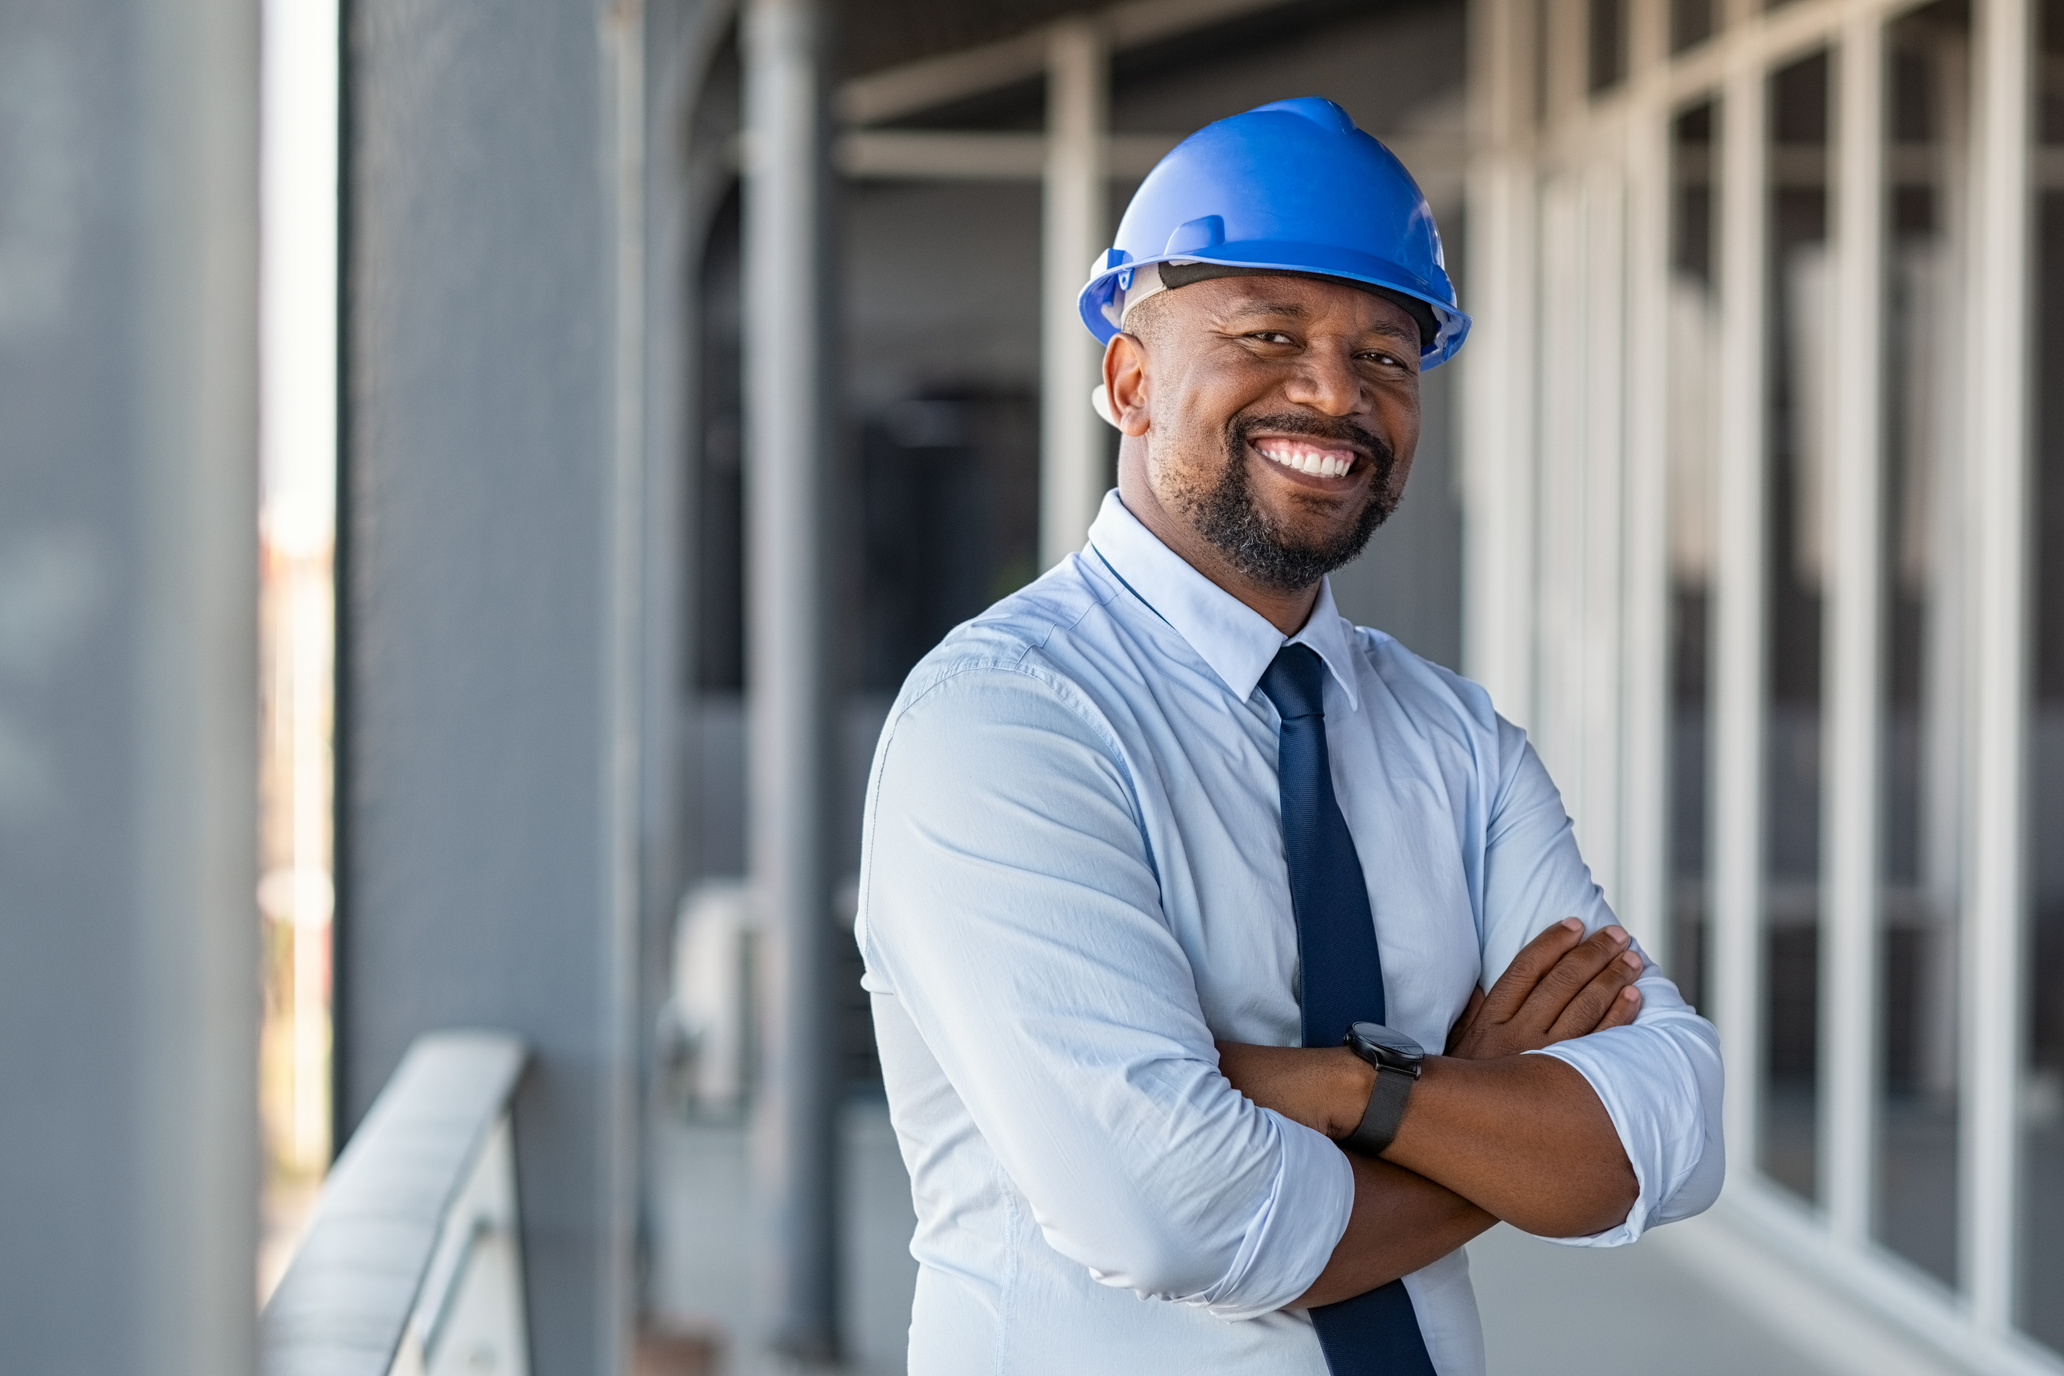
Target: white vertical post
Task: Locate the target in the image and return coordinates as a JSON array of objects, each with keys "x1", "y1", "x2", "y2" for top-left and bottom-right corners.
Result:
[
  {"x1": 743, "y1": 0, "x2": 839, "y2": 1359},
  {"x1": 1039, "y1": 17, "x2": 1109, "y2": 570},
  {"x1": 1821, "y1": 15, "x2": 1888, "y2": 1248},
  {"x1": 1621, "y1": 32, "x2": 1674, "y2": 955},
  {"x1": 1534, "y1": 172, "x2": 1589, "y2": 805},
  {"x1": 1960, "y1": 0, "x2": 2032, "y2": 1331},
  {"x1": 1581, "y1": 159, "x2": 1628, "y2": 908},
  {"x1": 1543, "y1": 0, "x2": 1588, "y2": 120},
  {"x1": 1711, "y1": 59, "x2": 1770, "y2": 1184},
  {"x1": 1462, "y1": 0, "x2": 1541, "y2": 727}
]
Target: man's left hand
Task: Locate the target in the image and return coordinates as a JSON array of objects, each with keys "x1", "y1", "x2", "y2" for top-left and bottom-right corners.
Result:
[{"x1": 1444, "y1": 917, "x2": 1644, "y2": 1059}]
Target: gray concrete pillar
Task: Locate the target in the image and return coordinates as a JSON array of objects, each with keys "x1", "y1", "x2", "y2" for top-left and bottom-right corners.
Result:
[
  {"x1": 742, "y1": 0, "x2": 841, "y2": 1360},
  {"x1": 335, "y1": 1, "x2": 652, "y2": 1371},
  {"x1": 0, "y1": 2, "x2": 260, "y2": 1373}
]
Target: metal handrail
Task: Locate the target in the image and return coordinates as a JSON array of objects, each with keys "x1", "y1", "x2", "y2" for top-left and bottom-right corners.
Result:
[{"x1": 260, "y1": 1030, "x2": 529, "y2": 1376}]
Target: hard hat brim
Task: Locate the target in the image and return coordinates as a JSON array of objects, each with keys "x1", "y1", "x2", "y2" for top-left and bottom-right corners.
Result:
[{"x1": 1079, "y1": 243, "x2": 1471, "y2": 368}]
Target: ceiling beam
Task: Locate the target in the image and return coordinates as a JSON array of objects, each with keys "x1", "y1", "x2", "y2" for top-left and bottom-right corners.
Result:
[
  {"x1": 834, "y1": 129, "x2": 1468, "y2": 187},
  {"x1": 833, "y1": 130, "x2": 1180, "y2": 180},
  {"x1": 837, "y1": 0, "x2": 1310, "y2": 125}
]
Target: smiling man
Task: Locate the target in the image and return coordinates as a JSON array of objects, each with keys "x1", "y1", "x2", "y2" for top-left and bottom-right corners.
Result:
[{"x1": 856, "y1": 98, "x2": 1723, "y2": 1376}]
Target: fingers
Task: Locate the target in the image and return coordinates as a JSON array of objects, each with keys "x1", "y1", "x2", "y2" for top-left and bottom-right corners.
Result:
[
  {"x1": 1512, "y1": 925, "x2": 1634, "y2": 1034},
  {"x1": 1544, "y1": 946, "x2": 1645, "y2": 1042},
  {"x1": 1477, "y1": 917, "x2": 1586, "y2": 1023},
  {"x1": 1594, "y1": 983, "x2": 1643, "y2": 1032}
]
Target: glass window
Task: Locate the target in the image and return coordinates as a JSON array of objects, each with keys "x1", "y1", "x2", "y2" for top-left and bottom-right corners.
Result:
[
  {"x1": 1590, "y1": 0, "x2": 1627, "y2": 94},
  {"x1": 1670, "y1": 100, "x2": 1719, "y2": 1015},
  {"x1": 2024, "y1": 0, "x2": 2064, "y2": 1349},
  {"x1": 1875, "y1": 0, "x2": 1970, "y2": 1290},
  {"x1": 1671, "y1": 0, "x2": 1716, "y2": 54},
  {"x1": 1761, "y1": 48, "x2": 1831, "y2": 1203}
]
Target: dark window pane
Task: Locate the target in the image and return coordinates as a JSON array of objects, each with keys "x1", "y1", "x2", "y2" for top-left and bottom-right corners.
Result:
[
  {"x1": 1672, "y1": 0, "x2": 1716, "y2": 53},
  {"x1": 1875, "y1": 0, "x2": 1968, "y2": 1292},
  {"x1": 2024, "y1": 0, "x2": 2064, "y2": 1350},
  {"x1": 1589, "y1": 0, "x2": 1626, "y2": 93},
  {"x1": 1670, "y1": 99, "x2": 1719, "y2": 1014},
  {"x1": 1760, "y1": 48, "x2": 1830, "y2": 1204},
  {"x1": 697, "y1": 189, "x2": 745, "y2": 693}
]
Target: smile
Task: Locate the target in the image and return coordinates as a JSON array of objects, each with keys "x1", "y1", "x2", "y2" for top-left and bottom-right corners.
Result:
[{"x1": 1252, "y1": 436, "x2": 1359, "y2": 480}]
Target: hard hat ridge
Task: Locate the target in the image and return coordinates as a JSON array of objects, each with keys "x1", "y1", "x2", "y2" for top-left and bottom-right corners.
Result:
[{"x1": 1078, "y1": 96, "x2": 1469, "y2": 368}]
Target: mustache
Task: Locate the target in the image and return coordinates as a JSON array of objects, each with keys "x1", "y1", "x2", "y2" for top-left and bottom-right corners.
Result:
[{"x1": 1228, "y1": 412, "x2": 1394, "y2": 476}]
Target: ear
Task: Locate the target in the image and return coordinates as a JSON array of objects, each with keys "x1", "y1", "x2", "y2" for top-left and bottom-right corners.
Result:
[{"x1": 1103, "y1": 333, "x2": 1153, "y2": 438}]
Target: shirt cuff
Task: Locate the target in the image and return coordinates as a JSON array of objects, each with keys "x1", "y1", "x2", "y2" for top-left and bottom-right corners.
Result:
[
  {"x1": 1524, "y1": 1013, "x2": 1719, "y2": 1248},
  {"x1": 1193, "y1": 1109, "x2": 1355, "y2": 1319}
]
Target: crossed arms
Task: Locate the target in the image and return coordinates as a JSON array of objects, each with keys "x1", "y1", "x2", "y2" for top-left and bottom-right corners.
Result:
[
  {"x1": 860, "y1": 667, "x2": 1725, "y2": 1318},
  {"x1": 1216, "y1": 919, "x2": 1649, "y2": 1307}
]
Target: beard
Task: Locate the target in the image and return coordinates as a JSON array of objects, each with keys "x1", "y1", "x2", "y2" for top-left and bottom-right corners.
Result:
[{"x1": 1168, "y1": 411, "x2": 1400, "y2": 593}]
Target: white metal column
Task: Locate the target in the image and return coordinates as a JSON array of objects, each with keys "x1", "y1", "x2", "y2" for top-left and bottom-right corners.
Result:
[
  {"x1": 1529, "y1": 0, "x2": 1590, "y2": 812},
  {"x1": 1820, "y1": 13, "x2": 1888, "y2": 1247},
  {"x1": 1711, "y1": 55, "x2": 1771, "y2": 1180},
  {"x1": 1534, "y1": 171, "x2": 1590, "y2": 804},
  {"x1": 1581, "y1": 158, "x2": 1629, "y2": 907},
  {"x1": 1039, "y1": 17, "x2": 1110, "y2": 569},
  {"x1": 743, "y1": 0, "x2": 840, "y2": 1358},
  {"x1": 1960, "y1": 0, "x2": 2032, "y2": 1330},
  {"x1": 1462, "y1": 0, "x2": 1541, "y2": 724},
  {"x1": 1620, "y1": 0, "x2": 1674, "y2": 955}
]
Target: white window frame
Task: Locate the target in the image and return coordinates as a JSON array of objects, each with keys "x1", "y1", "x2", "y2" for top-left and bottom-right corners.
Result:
[{"x1": 1462, "y1": 0, "x2": 2047, "y2": 1367}]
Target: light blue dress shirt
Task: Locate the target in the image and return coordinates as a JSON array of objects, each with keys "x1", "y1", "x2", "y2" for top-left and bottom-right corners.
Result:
[{"x1": 857, "y1": 492, "x2": 1725, "y2": 1376}]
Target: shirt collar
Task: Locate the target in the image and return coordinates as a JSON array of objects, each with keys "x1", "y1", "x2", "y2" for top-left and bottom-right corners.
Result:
[{"x1": 1085, "y1": 490, "x2": 1362, "y2": 712}]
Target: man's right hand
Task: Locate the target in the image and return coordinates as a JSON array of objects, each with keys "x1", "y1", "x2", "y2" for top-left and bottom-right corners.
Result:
[{"x1": 1444, "y1": 918, "x2": 1644, "y2": 1060}]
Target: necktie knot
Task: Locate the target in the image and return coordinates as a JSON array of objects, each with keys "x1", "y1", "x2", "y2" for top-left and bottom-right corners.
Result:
[{"x1": 1260, "y1": 643, "x2": 1328, "y2": 721}]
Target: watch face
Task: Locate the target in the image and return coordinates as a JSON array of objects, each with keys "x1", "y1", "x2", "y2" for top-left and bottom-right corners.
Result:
[{"x1": 1348, "y1": 1022, "x2": 1424, "y2": 1064}]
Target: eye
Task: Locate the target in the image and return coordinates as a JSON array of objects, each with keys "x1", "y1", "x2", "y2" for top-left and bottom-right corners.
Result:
[{"x1": 1245, "y1": 330, "x2": 1296, "y2": 345}]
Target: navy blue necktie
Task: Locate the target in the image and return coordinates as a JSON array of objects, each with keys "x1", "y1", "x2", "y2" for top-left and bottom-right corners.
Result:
[{"x1": 1260, "y1": 644, "x2": 1436, "y2": 1376}]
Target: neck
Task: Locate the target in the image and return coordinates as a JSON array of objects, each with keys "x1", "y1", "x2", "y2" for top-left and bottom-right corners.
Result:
[{"x1": 1117, "y1": 452, "x2": 1321, "y2": 636}]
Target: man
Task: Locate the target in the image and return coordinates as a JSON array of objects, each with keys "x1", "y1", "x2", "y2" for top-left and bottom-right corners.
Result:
[{"x1": 856, "y1": 97, "x2": 1723, "y2": 1376}]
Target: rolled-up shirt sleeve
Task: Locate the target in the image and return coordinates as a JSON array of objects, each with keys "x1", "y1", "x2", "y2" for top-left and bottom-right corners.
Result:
[
  {"x1": 857, "y1": 662, "x2": 1353, "y2": 1317},
  {"x1": 1474, "y1": 716, "x2": 1726, "y2": 1246}
]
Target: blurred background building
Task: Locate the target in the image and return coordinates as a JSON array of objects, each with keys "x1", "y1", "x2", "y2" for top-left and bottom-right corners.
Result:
[{"x1": 5, "y1": 0, "x2": 2064, "y2": 1373}]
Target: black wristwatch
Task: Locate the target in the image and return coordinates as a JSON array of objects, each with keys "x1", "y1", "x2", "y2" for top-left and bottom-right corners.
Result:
[{"x1": 1339, "y1": 1022, "x2": 1425, "y2": 1156}]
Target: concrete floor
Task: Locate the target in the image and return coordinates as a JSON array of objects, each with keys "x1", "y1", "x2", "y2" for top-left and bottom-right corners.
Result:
[
  {"x1": 1471, "y1": 1223, "x2": 1828, "y2": 1376},
  {"x1": 648, "y1": 1100, "x2": 1965, "y2": 1376}
]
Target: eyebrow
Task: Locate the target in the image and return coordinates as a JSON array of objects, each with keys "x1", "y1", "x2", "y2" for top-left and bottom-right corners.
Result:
[{"x1": 1219, "y1": 296, "x2": 1421, "y2": 345}]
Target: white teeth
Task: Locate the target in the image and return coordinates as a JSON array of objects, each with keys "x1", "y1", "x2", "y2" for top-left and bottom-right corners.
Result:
[{"x1": 1257, "y1": 440, "x2": 1353, "y2": 479}]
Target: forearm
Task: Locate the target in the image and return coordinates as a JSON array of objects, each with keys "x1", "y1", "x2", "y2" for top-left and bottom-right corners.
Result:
[
  {"x1": 1216, "y1": 1040, "x2": 1635, "y2": 1238},
  {"x1": 1296, "y1": 1155, "x2": 1493, "y2": 1308},
  {"x1": 1383, "y1": 1054, "x2": 1634, "y2": 1236}
]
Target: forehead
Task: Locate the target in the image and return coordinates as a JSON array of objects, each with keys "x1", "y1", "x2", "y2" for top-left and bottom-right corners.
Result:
[{"x1": 1161, "y1": 273, "x2": 1420, "y2": 339}]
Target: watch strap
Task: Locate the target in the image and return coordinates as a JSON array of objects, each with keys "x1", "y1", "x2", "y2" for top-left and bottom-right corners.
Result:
[{"x1": 1341, "y1": 1062, "x2": 1414, "y2": 1157}]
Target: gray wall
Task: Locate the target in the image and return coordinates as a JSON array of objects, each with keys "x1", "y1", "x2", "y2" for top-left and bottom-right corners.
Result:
[
  {"x1": 337, "y1": 1, "x2": 665, "y2": 1370},
  {"x1": 0, "y1": 2, "x2": 260, "y2": 1373}
]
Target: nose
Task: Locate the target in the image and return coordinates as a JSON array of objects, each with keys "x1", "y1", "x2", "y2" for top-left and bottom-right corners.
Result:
[{"x1": 1280, "y1": 343, "x2": 1363, "y2": 417}]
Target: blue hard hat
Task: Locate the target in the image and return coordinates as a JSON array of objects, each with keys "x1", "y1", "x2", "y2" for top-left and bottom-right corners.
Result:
[{"x1": 1078, "y1": 97, "x2": 1469, "y2": 368}]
